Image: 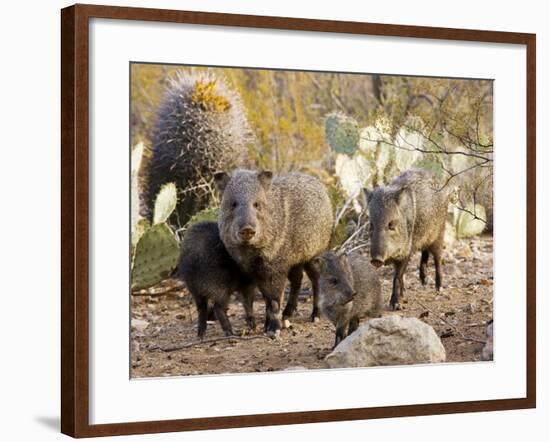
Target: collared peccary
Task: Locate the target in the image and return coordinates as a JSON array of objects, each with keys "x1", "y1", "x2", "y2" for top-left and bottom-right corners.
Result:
[
  {"x1": 313, "y1": 251, "x2": 383, "y2": 348},
  {"x1": 214, "y1": 169, "x2": 334, "y2": 337},
  {"x1": 177, "y1": 221, "x2": 256, "y2": 338},
  {"x1": 365, "y1": 169, "x2": 451, "y2": 310}
]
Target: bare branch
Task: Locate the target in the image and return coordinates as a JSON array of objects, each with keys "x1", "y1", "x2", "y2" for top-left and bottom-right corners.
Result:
[{"x1": 360, "y1": 134, "x2": 492, "y2": 162}]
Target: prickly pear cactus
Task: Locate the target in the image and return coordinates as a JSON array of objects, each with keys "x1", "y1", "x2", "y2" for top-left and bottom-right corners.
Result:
[
  {"x1": 153, "y1": 183, "x2": 178, "y2": 225},
  {"x1": 325, "y1": 112, "x2": 360, "y2": 156},
  {"x1": 132, "y1": 218, "x2": 150, "y2": 251},
  {"x1": 132, "y1": 181, "x2": 180, "y2": 290},
  {"x1": 359, "y1": 124, "x2": 392, "y2": 186},
  {"x1": 144, "y1": 72, "x2": 253, "y2": 227},
  {"x1": 131, "y1": 223, "x2": 180, "y2": 290},
  {"x1": 186, "y1": 207, "x2": 219, "y2": 228},
  {"x1": 334, "y1": 153, "x2": 372, "y2": 205},
  {"x1": 394, "y1": 127, "x2": 423, "y2": 171}
]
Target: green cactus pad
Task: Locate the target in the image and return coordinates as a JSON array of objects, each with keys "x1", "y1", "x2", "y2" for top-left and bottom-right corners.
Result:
[
  {"x1": 131, "y1": 223, "x2": 180, "y2": 290},
  {"x1": 131, "y1": 218, "x2": 151, "y2": 252},
  {"x1": 186, "y1": 207, "x2": 219, "y2": 228},
  {"x1": 153, "y1": 182, "x2": 177, "y2": 225},
  {"x1": 325, "y1": 112, "x2": 360, "y2": 156},
  {"x1": 414, "y1": 156, "x2": 445, "y2": 178}
]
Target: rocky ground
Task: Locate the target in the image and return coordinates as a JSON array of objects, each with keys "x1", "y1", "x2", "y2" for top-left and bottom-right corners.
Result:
[{"x1": 130, "y1": 234, "x2": 493, "y2": 378}]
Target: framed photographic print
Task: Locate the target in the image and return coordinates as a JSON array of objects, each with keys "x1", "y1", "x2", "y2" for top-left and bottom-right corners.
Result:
[{"x1": 61, "y1": 3, "x2": 536, "y2": 438}]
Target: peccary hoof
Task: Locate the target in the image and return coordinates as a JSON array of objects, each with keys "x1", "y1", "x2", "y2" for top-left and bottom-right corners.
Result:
[
  {"x1": 311, "y1": 315, "x2": 321, "y2": 323},
  {"x1": 267, "y1": 329, "x2": 281, "y2": 340},
  {"x1": 282, "y1": 319, "x2": 291, "y2": 329},
  {"x1": 391, "y1": 302, "x2": 402, "y2": 311},
  {"x1": 282, "y1": 305, "x2": 297, "y2": 320},
  {"x1": 246, "y1": 318, "x2": 256, "y2": 331}
]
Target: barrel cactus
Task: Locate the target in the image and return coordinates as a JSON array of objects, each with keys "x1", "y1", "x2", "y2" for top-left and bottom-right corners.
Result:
[{"x1": 144, "y1": 72, "x2": 253, "y2": 227}]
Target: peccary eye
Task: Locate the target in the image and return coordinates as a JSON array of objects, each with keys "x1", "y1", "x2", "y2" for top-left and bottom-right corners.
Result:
[
  {"x1": 388, "y1": 221, "x2": 396, "y2": 231},
  {"x1": 253, "y1": 201, "x2": 260, "y2": 209},
  {"x1": 231, "y1": 201, "x2": 238, "y2": 209},
  {"x1": 330, "y1": 278, "x2": 339, "y2": 285}
]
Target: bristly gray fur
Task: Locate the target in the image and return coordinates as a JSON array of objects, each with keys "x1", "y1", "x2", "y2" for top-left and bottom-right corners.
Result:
[
  {"x1": 316, "y1": 251, "x2": 383, "y2": 347},
  {"x1": 215, "y1": 169, "x2": 334, "y2": 335},
  {"x1": 365, "y1": 168, "x2": 451, "y2": 310},
  {"x1": 177, "y1": 221, "x2": 256, "y2": 338}
]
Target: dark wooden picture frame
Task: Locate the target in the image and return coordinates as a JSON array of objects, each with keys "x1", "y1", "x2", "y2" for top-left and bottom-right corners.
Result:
[{"x1": 61, "y1": 3, "x2": 536, "y2": 438}]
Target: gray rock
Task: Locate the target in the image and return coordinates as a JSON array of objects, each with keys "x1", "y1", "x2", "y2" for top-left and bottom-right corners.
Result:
[{"x1": 325, "y1": 315, "x2": 446, "y2": 368}]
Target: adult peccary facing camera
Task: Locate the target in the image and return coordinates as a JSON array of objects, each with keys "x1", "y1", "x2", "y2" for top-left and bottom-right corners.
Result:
[
  {"x1": 365, "y1": 169, "x2": 451, "y2": 311},
  {"x1": 178, "y1": 221, "x2": 256, "y2": 339},
  {"x1": 313, "y1": 252, "x2": 383, "y2": 348},
  {"x1": 215, "y1": 169, "x2": 334, "y2": 337}
]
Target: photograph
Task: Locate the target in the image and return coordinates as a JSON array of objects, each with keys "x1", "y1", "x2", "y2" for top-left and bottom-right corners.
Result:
[{"x1": 129, "y1": 63, "x2": 494, "y2": 378}]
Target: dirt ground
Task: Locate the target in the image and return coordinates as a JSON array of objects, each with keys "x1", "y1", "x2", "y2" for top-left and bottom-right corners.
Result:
[{"x1": 130, "y1": 234, "x2": 493, "y2": 378}]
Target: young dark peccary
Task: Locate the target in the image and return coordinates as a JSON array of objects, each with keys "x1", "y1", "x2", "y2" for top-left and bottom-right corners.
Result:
[
  {"x1": 177, "y1": 221, "x2": 256, "y2": 338},
  {"x1": 365, "y1": 169, "x2": 451, "y2": 311},
  {"x1": 313, "y1": 251, "x2": 383, "y2": 348},
  {"x1": 215, "y1": 169, "x2": 334, "y2": 337}
]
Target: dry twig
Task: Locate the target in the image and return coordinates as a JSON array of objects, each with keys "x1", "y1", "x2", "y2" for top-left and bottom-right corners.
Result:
[{"x1": 415, "y1": 300, "x2": 486, "y2": 344}]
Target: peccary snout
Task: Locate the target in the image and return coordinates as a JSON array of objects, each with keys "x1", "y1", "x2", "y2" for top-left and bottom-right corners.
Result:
[{"x1": 239, "y1": 226, "x2": 256, "y2": 241}]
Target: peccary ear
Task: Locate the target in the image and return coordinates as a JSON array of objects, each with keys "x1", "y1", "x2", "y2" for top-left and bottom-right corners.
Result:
[
  {"x1": 214, "y1": 172, "x2": 230, "y2": 194},
  {"x1": 257, "y1": 170, "x2": 273, "y2": 191},
  {"x1": 394, "y1": 186, "x2": 412, "y2": 205},
  {"x1": 310, "y1": 255, "x2": 326, "y2": 273},
  {"x1": 338, "y1": 253, "x2": 353, "y2": 276}
]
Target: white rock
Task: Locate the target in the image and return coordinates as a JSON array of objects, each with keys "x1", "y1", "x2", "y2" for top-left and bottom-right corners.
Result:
[
  {"x1": 325, "y1": 315, "x2": 446, "y2": 368},
  {"x1": 131, "y1": 318, "x2": 149, "y2": 333}
]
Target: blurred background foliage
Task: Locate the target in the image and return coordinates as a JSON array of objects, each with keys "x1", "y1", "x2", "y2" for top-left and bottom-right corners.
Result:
[{"x1": 132, "y1": 65, "x2": 492, "y2": 173}]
